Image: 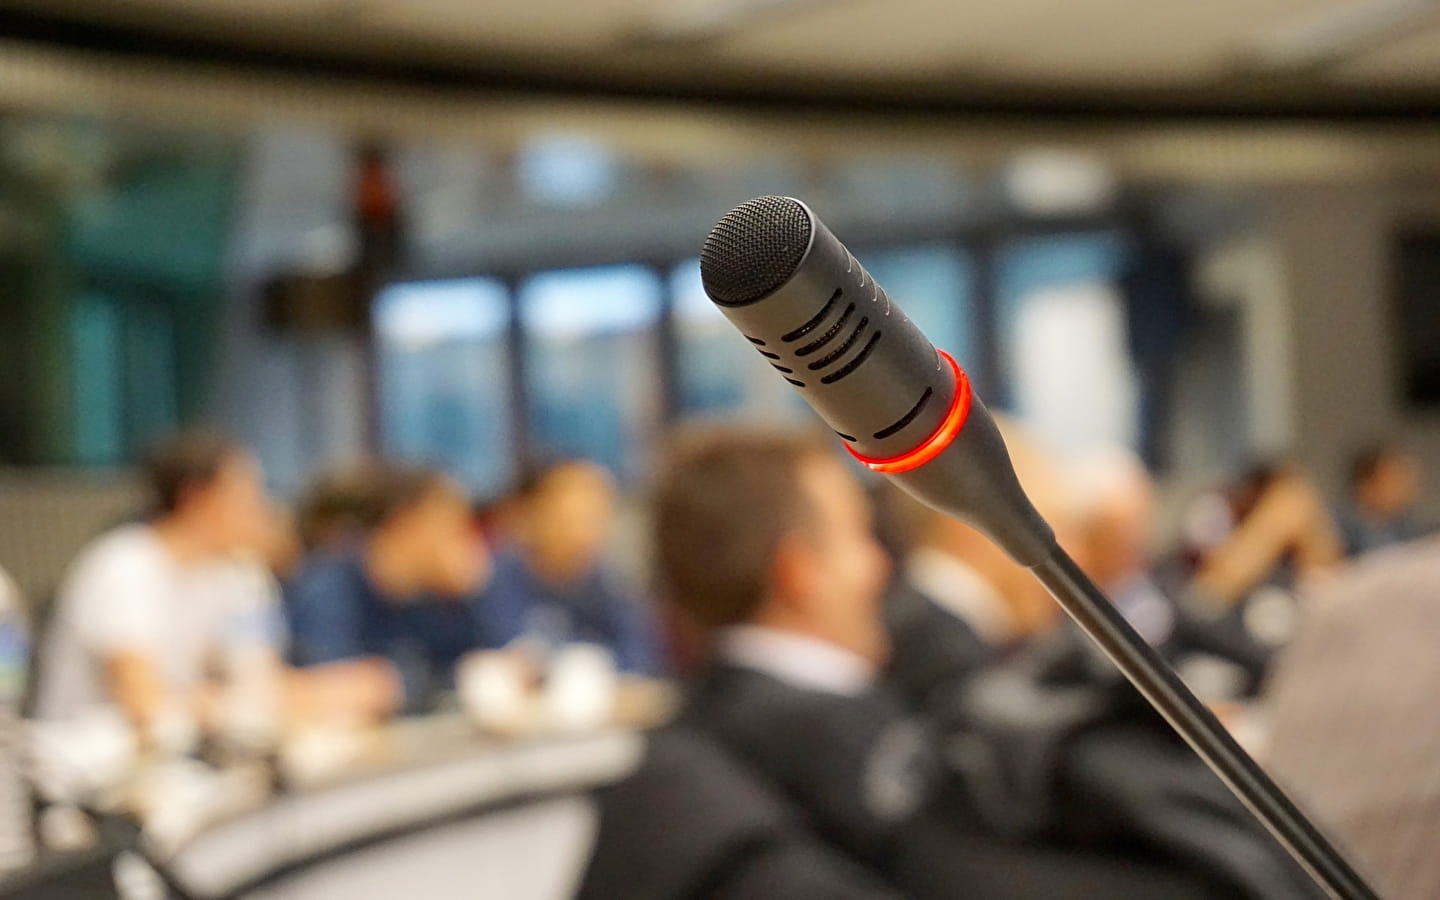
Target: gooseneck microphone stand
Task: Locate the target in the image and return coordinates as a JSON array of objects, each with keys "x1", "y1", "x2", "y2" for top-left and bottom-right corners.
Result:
[{"x1": 1031, "y1": 549, "x2": 1378, "y2": 900}]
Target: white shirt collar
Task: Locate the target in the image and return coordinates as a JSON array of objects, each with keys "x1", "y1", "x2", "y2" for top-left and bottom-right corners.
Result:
[
  {"x1": 716, "y1": 625, "x2": 876, "y2": 697},
  {"x1": 904, "y1": 546, "x2": 1016, "y2": 645}
]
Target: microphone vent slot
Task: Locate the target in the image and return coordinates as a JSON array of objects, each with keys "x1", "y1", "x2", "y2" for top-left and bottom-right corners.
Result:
[
  {"x1": 782, "y1": 289, "x2": 841, "y2": 343},
  {"x1": 874, "y1": 388, "x2": 932, "y2": 440},
  {"x1": 808, "y1": 316, "x2": 868, "y2": 371},
  {"x1": 745, "y1": 335, "x2": 767, "y2": 346},
  {"x1": 769, "y1": 363, "x2": 796, "y2": 374},
  {"x1": 784, "y1": 377, "x2": 806, "y2": 387},
  {"x1": 795, "y1": 303, "x2": 855, "y2": 358},
  {"x1": 835, "y1": 431, "x2": 857, "y2": 442},
  {"x1": 757, "y1": 349, "x2": 781, "y2": 360},
  {"x1": 821, "y1": 331, "x2": 882, "y2": 385}
]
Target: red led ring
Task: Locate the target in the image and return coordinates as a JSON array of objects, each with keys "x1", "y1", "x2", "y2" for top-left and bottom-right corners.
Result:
[{"x1": 846, "y1": 350, "x2": 972, "y2": 475}]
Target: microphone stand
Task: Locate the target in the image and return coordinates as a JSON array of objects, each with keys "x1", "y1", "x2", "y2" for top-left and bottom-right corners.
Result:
[{"x1": 1029, "y1": 547, "x2": 1378, "y2": 900}]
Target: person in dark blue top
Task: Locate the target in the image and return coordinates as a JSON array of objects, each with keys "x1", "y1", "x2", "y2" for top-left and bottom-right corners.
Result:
[
  {"x1": 1338, "y1": 442, "x2": 1426, "y2": 557},
  {"x1": 476, "y1": 460, "x2": 661, "y2": 676},
  {"x1": 287, "y1": 461, "x2": 491, "y2": 715}
]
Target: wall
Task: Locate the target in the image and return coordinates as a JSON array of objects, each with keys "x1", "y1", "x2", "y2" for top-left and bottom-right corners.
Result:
[{"x1": 1262, "y1": 181, "x2": 1440, "y2": 518}]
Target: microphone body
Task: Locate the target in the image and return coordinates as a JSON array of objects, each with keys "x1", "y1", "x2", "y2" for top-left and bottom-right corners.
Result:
[{"x1": 700, "y1": 197, "x2": 1053, "y2": 565}]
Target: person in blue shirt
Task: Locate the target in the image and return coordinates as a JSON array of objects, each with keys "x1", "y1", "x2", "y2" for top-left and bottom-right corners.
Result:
[
  {"x1": 1338, "y1": 442, "x2": 1426, "y2": 558},
  {"x1": 477, "y1": 460, "x2": 662, "y2": 676},
  {"x1": 287, "y1": 462, "x2": 491, "y2": 716}
]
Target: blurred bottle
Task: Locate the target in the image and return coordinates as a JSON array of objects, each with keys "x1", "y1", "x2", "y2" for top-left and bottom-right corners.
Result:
[{"x1": 0, "y1": 572, "x2": 34, "y2": 871}]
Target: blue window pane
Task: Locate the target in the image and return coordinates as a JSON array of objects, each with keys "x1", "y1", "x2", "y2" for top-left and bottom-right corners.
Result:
[
  {"x1": 520, "y1": 265, "x2": 663, "y2": 481},
  {"x1": 857, "y1": 243, "x2": 974, "y2": 367},
  {"x1": 671, "y1": 259, "x2": 806, "y2": 423},
  {"x1": 997, "y1": 232, "x2": 1127, "y2": 317},
  {"x1": 996, "y1": 232, "x2": 1137, "y2": 454},
  {"x1": 376, "y1": 278, "x2": 514, "y2": 497},
  {"x1": 516, "y1": 134, "x2": 621, "y2": 208}
]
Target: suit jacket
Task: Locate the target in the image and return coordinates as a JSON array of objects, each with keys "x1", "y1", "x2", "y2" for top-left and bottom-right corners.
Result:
[
  {"x1": 576, "y1": 725, "x2": 903, "y2": 900},
  {"x1": 682, "y1": 658, "x2": 1226, "y2": 900}
]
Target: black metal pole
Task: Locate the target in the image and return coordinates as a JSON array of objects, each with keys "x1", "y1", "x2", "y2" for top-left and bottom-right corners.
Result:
[{"x1": 1029, "y1": 548, "x2": 1378, "y2": 900}]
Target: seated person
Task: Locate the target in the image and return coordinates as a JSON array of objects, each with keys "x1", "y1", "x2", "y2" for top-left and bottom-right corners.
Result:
[
  {"x1": 477, "y1": 460, "x2": 661, "y2": 676},
  {"x1": 651, "y1": 426, "x2": 1246, "y2": 900},
  {"x1": 1338, "y1": 441, "x2": 1425, "y2": 557},
  {"x1": 32, "y1": 431, "x2": 383, "y2": 747},
  {"x1": 286, "y1": 461, "x2": 490, "y2": 715},
  {"x1": 578, "y1": 726, "x2": 904, "y2": 900},
  {"x1": 1065, "y1": 448, "x2": 1270, "y2": 698},
  {"x1": 1182, "y1": 462, "x2": 1343, "y2": 615}
]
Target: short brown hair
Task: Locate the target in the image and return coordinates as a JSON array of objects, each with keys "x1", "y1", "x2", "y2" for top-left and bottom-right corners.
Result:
[
  {"x1": 144, "y1": 428, "x2": 246, "y2": 516},
  {"x1": 652, "y1": 426, "x2": 829, "y2": 628},
  {"x1": 299, "y1": 459, "x2": 451, "y2": 548}
]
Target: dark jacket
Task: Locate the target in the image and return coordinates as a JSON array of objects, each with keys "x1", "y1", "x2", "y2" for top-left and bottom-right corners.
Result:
[
  {"x1": 577, "y1": 726, "x2": 903, "y2": 900},
  {"x1": 682, "y1": 656, "x2": 1227, "y2": 900}
]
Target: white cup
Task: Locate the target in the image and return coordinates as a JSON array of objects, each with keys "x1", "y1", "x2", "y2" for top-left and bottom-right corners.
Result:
[{"x1": 544, "y1": 644, "x2": 618, "y2": 734}]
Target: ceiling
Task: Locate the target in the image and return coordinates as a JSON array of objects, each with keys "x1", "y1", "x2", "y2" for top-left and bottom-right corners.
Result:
[{"x1": 5, "y1": 0, "x2": 1440, "y2": 115}]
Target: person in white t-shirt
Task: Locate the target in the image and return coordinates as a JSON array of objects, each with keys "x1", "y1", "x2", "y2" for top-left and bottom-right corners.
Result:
[{"x1": 35, "y1": 431, "x2": 286, "y2": 744}]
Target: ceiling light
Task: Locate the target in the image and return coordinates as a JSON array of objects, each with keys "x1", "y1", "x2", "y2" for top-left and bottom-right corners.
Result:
[
  {"x1": 632, "y1": 0, "x2": 847, "y2": 45},
  {"x1": 1247, "y1": 0, "x2": 1440, "y2": 70}
]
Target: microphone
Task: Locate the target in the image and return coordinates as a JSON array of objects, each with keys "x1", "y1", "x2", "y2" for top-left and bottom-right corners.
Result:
[
  {"x1": 698, "y1": 196, "x2": 1378, "y2": 900},
  {"x1": 699, "y1": 195, "x2": 1055, "y2": 566}
]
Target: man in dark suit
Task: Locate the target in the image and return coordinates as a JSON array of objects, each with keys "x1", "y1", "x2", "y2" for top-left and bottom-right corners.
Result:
[{"x1": 649, "y1": 426, "x2": 1229, "y2": 899}]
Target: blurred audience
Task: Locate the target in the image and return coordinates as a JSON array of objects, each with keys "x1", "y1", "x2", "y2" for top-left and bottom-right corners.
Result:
[
  {"x1": 1338, "y1": 442, "x2": 1425, "y2": 557},
  {"x1": 33, "y1": 431, "x2": 283, "y2": 747},
  {"x1": 477, "y1": 460, "x2": 661, "y2": 676},
  {"x1": 1183, "y1": 463, "x2": 1342, "y2": 613},
  {"x1": 649, "y1": 425, "x2": 1302, "y2": 899},
  {"x1": 1066, "y1": 450, "x2": 1169, "y2": 642},
  {"x1": 1066, "y1": 449, "x2": 1269, "y2": 699},
  {"x1": 286, "y1": 461, "x2": 491, "y2": 716},
  {"x1": 1262, "y1": 535, "x2": 1440, "y2": 900}
]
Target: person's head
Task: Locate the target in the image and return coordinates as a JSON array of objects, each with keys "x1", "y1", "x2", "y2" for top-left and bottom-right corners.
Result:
[
  {"x1": 340, "y1": 461, "x2": 487, "y2": 598},
  {"x1": 1065, "y1": 448, "x2": 1156, "y2": 592},
  {"x1": 144, "y1": 429, "x2": 269, "y2": 557},
  {"x1": 297, "y1": 464, "x2": 385, "y2": 553},
  {"x1": 1349, "y1": 443, "x2": 1420, "y2": 521},
  {"x1": 653, "y1": 426, "x2": 891, "y2": 666},
  {"x1": 515, "y1": 460, "x2": 618, "y2": 580}
]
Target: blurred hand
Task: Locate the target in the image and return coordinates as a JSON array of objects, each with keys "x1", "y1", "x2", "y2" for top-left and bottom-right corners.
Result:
[{"x1": 1194, "y1": 472, "x2": 1341, "y2": 609}]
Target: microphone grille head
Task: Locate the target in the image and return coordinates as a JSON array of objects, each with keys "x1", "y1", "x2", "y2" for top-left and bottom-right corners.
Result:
[{"x1": 701, "y1": 196, "x2": 813, "y2": 307}]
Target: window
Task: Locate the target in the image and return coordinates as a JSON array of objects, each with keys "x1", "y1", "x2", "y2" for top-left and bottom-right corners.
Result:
[
  {"x1": 519, "y1": 265, "x2": 663, "y2": 481},
  {"x1": 997, "y1": 232, "x2": 1135, "y2": 455},
  {"x1": 375, "y1": 278, "x2": 514, "y2": 497}
]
